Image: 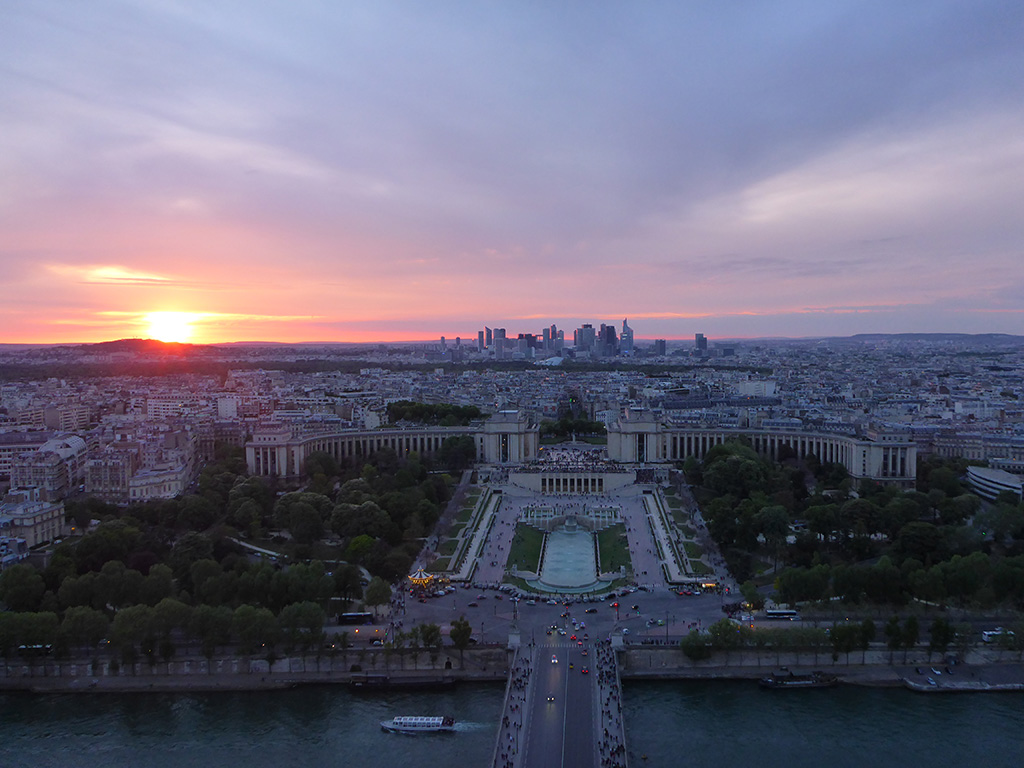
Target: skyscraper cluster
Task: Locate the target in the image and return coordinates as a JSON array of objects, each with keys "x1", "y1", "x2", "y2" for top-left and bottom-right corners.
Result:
[{"x1": 467, "y1": 319, "x2": 641, "y2": 360}]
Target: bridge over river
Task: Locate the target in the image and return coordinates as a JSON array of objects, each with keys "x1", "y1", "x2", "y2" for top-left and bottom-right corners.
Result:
[{"x1": 491, "y1": 638, "x2": 628, "y2": 768}]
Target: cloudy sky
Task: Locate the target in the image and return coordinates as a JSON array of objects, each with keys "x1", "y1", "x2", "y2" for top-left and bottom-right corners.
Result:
[{"x1": 2, "y1": 1, "x2": 1023, "y2": 344}]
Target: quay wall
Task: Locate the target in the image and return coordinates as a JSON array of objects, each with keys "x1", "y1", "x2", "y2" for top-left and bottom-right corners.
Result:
[{"x1": 3, "y1": 645, "x2": 1022, "y2": 693}]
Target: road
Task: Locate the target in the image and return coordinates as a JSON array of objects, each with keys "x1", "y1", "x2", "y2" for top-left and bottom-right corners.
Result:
[{"x1": 524, "y1": 641, "x2": 596, "y2": 768}]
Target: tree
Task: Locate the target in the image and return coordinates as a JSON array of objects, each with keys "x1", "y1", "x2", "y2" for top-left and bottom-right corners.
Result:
[
  {"x1": 740, "y1": 581, "x2": 765, "y2": 611},
  {"x1": 450, "y1": 615, "x2": 473, "y2": 660},
  {"x1": 885, "y1": 616, "x2": 902, "y2": 665},
  {"x1": 233, "y1": 604, "x2": 279, "y2": 654},
  {"x1": 364, "y1": 577, "x2": 392, "y2": 617},
  {"x1": 438, "y1": 436, "x2": 476, "y2": 472},
  {"x1": 754, "y1": 505, "x2": 790, "y2": 571},
  {"x1": 111, "y1": 604, "x2": 156, "y2": 666},
  {"x1": 169, "y1": 532, "x2": 214, "y2": 581},
  {"x1": 0, "y1": 564, "x2": 45, "y2": 612},
  {"x1": 860, "y1": 619, "x2": 876, "y2": 663},
  {"x1": 59, "y1": 606, "x2": 109, "y2": 653},
  {"x1": 418, "y1": 622, "x2": 443, "y2": 651},
  {"x1": 680, "y1": 630, "x2": 713, "y2": 661},
  {"x1": 140, "y1": 564, "x2": 176, "y2": 606},
  {"x1": 153, "y1": 598, "x2": 192, "y2": 659},
  {"x1": 928, "y1": 617, "x2": 955, "y2": 660},
  {"x1": 278, "y1": 601, "x2": 326, "y2": 653},
  {"x1": 902, "y1": 616, "x2": 919, "y2": 663},
  {"x1": 189, "y1": 604, "x2": 233, "y2": 664}
]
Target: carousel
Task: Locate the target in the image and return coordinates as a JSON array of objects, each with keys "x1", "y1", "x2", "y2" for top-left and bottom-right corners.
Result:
[
  {"x1": 407, "y1": 567, "x2": 450, "y2": 597},
  {"x1": 408, "y1": 567, "x2": 435, "y2": 590}
]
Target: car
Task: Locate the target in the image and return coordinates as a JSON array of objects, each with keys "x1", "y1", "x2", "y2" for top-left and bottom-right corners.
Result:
[
  {"x1": 526, "y1": 600, "x2": 537, "y2": 606},
  {"x1": 546, "y1": 599, "x2": 558, "y2": 605},
  {"x1": 551, "y1": 654, "x2": 558, "y2": 664},
  {"x1": 558, "y1": 628, "x2": 567, "y2": 636},
  {"x1": 476, "y1": 595, "x2": 487, "y2": 600},
  {"x1": 577, "y1": 641, "x2": 583, "y2": 647},
  {"x1": 570, "y1": 634, "x2": 577, "y2": 641},
  {"x1": 547, "y1": 694, "x2": 555, "y2": 702},
  {"x1": 569, "y1": 663, "x2": 574, "y2": 669},
  {"x1": 581, "y1": 667, "x2": 589, "y2": 674},
  {"x1": 927, "y1": 677, "x2": 937, "y2": 686},
  {"x1": 631, "y1": 604, "x2": 639, "y2": 611},
  {"x1": 581, "y1": 649, "x2": 588, "y2": 657},
  {"x1": 622, "y1": 628, "x2": 630, "y2": 635},
  {"x1": 585, "y1": 608, "x2": 598, "y2": 614},
  {"x1": 467, "y1": 602, "x2": 478, "y2": 607},
  {"x1": 546, "y1": 629, "x2": 553, "y2": 635},
  {"x1": 931, "y1": 668, "x2": 941, "y2": 676}
]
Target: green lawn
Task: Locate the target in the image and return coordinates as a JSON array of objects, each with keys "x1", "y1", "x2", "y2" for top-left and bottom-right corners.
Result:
[
  {"x1": 689, "y1": 560, "x2": 714, "y2": 576},
  {"x1": 597, "y1": 524, "x2": 631, "y2": 573},
  {"x1": 683, "y1": 541, "x2": 704, "y2": 559},
  {"x1": 438, "y1": 539, "x2": 458, "y2": 557},
  {"x1": 455, "y1": 506, "x2": 475, "y2": 524},
  {"x1": 507, "y1": 524, "x2": 545, "y2": 572},
  {"x1": 679, "y1": 524, "x2": 696, "y2": 537},
  {"x1": 431, "y1": 557, "x2": 451, "y2": 571}
]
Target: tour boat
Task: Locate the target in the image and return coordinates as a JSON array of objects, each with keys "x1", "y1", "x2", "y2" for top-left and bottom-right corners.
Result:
[
  {"x1": 380, "y1": 715, "x2": 456, "y2": 733},
  {"x1": 758, "y1": 671, "x2": 839, "y2": 689}
]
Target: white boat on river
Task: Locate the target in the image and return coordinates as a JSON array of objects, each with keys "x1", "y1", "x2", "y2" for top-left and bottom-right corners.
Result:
[{"x1": 380, "y1": 716, "x2": 456, "y2": 734}]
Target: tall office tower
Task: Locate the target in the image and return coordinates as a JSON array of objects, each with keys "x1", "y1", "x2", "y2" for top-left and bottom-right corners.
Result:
[
  {"x1": 478, "y1": 330, "x2": 485, "y2": 351},
  {"x1": 549, "y1": 324, "x2": 558, "y2": 344},
  {"x1": 620, "y1": 318, "x2": 634, "y2": 355},
  {"x1": 455, "y1": 337, "x2": 461, "y2": 348},
  {"x1": 695, "y1": 333, "x2": 708, "y2": 353},
  {"x1": 542, "y1": 327, "x2": 551, "y2": 350},
  {"x1": 577, "y1": 323, "x2": 595, "y2": 352},
  {"x1": 653, "y1": 339, "x2": 667, "y2": 356},
  {"x1": 485, "y1": 327, "x2": 492, "y2": 348},
  {"x1": 494, "y1": 328, "x2": 507, "y2": 359},
  {"x1": 555, "y1": 330, "x2": 565, "y2": 350},
  {"x1": 599, "y1": 324, "x2": 618, "y2": 356},
  {"x1": 440, "y1": 336, "x2": 447, "y2": 352}
]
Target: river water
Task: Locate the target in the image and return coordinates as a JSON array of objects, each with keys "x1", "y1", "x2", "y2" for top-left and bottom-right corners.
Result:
[{"x1": 2, "y1": 680, "x2": 1021, "y2": 768}]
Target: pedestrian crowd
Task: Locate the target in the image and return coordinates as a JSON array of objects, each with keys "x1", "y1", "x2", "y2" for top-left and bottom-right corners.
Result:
[
  {"x1": 594, "y1": 638, "x2": 628, "y2": 768},
  {"x1": 493, "y1": 648, "x2": 533, "y2": 768}
]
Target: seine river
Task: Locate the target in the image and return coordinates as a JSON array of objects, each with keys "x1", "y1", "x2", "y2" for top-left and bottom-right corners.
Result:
[{"x1": 2, "y1": 681, "x2": 1022, "y2": 768}]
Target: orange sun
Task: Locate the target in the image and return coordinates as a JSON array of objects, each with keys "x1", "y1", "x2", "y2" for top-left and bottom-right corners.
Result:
[{"x1": 145, "y1": 312, "x2": 197, "y2": 343}]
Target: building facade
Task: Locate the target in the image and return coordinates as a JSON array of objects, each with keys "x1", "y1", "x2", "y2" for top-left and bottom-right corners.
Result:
[{"x1": 606, "y1": 410, "x2": 918, "y2": 487}]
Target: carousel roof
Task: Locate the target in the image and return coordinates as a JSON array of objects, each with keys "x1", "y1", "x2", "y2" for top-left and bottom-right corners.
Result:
[{"x1": 408, "y1": 567, "x2": 433, "y2": 584}]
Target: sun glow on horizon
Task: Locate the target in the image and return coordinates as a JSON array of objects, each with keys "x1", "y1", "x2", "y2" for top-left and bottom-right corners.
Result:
[{"x1": 145, "y1": 312, "x2": 197, "y2": 343}]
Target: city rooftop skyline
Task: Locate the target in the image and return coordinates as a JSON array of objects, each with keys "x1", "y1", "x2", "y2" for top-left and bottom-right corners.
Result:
[{"x1": 2, "y1": 2, "x2": 1023, "y2": 345}]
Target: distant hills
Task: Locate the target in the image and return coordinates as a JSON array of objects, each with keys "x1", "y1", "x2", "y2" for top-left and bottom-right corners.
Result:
[{"x1": 80, "y1": 338, "x2": 217, "y2": 355}]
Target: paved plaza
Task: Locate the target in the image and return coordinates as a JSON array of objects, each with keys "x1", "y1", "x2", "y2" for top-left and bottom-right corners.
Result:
[{"x1": 396, "y1": 465, "x2": 741, "y2": 647}]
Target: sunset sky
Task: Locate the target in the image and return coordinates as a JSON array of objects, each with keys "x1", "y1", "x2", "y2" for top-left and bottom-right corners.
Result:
[{"x1": 2, "y1": 1, "x2": 1023, "y2": 344}]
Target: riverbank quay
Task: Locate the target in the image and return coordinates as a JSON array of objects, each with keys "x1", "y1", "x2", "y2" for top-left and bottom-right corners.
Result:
[
  {"x1": 0, "y1": 646, "x2": 512, "y2": 694},
  {"x1": 618, "y1": 646, "x2": 1024, "y2": 692},
  {"x1": 4, "y1": 645, "x2": 1023, "y2": 694}
]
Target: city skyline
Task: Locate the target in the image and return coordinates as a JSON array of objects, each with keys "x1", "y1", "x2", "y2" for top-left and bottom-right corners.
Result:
[{"x1": 3, "y1": 2, "x2": 1023, "y2": 344}]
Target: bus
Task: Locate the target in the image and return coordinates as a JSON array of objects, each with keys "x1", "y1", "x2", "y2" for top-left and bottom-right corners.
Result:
[
  {"x1": 764, "y1": 609, "x2": 800, "y2": 620},
  {"x1": 339, "y1": 612, "x2": 374, "y2": 626}
]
